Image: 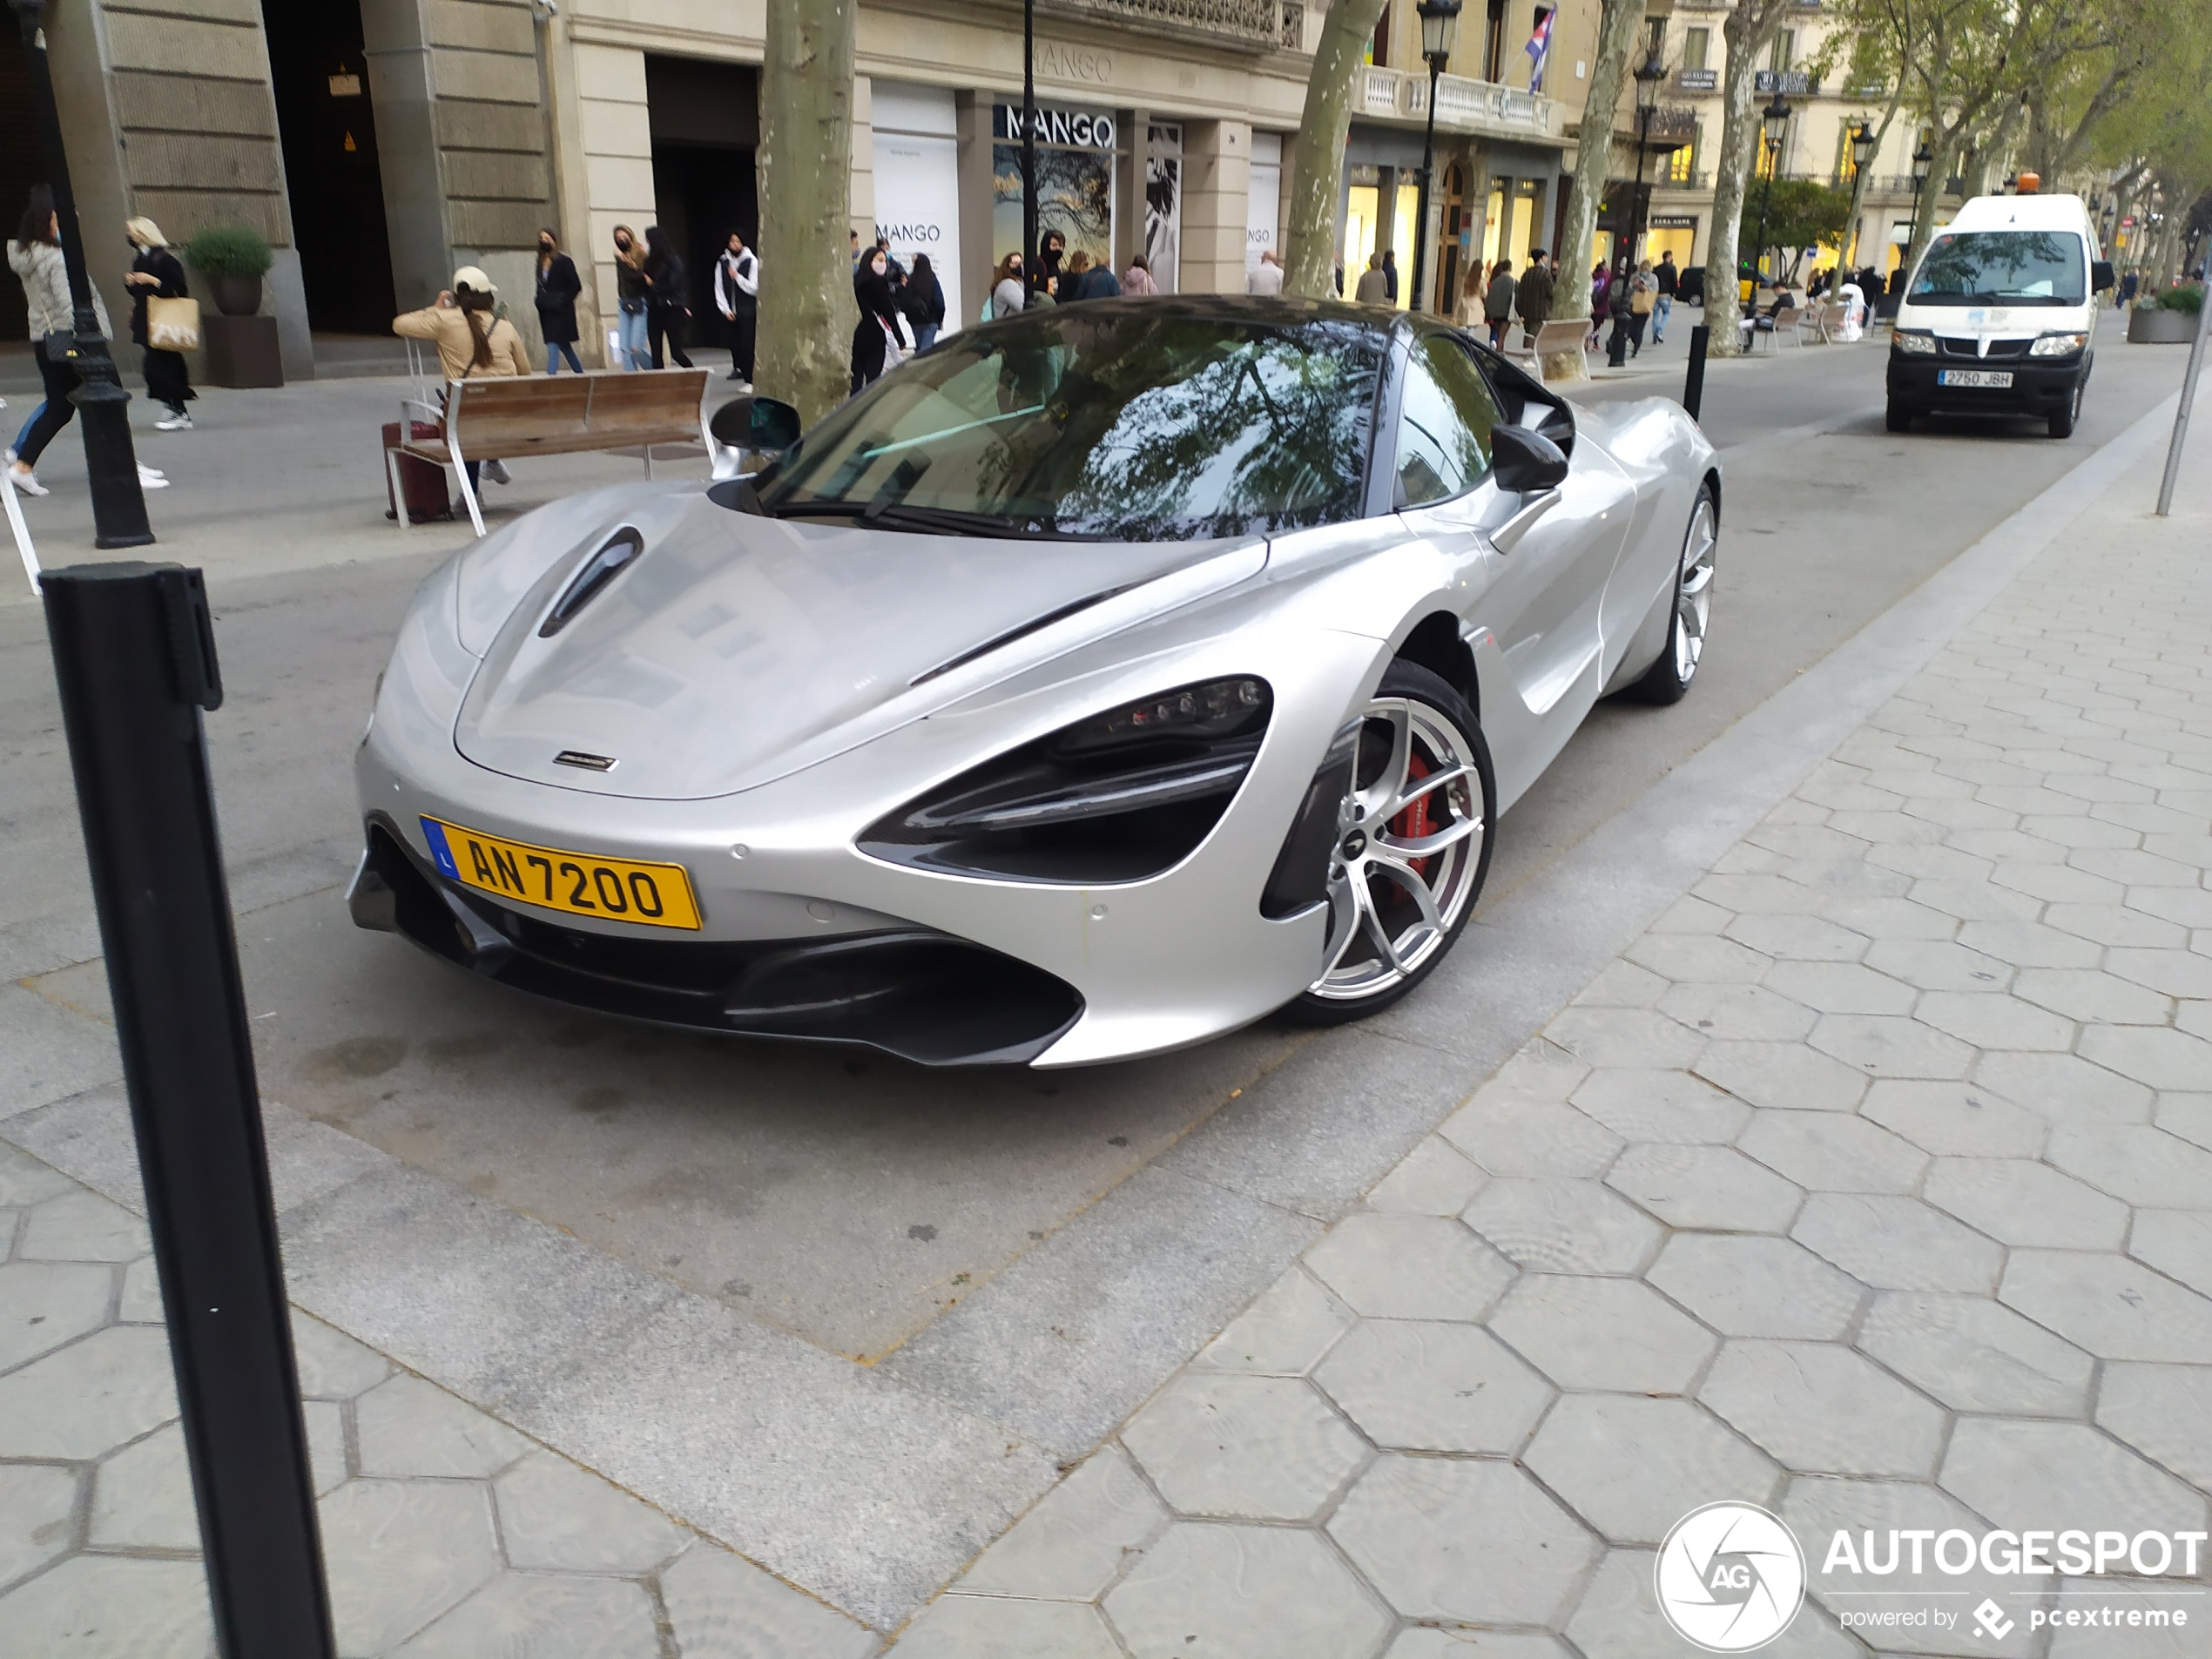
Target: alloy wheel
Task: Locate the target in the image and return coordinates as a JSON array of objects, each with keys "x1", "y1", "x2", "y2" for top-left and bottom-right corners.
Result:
[{"x1": 1674, "y1": 495, "x2": 1717, "y2": 685}]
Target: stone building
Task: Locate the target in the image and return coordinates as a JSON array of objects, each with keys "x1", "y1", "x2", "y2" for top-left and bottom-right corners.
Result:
[{"x1": 10, "y1": 0, "x2": 1676, "y2": 378}]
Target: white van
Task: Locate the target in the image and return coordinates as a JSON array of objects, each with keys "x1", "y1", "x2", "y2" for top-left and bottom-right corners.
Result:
[{"x1": 1885, "y1": 192, "x2": 2114, "y2": 438}]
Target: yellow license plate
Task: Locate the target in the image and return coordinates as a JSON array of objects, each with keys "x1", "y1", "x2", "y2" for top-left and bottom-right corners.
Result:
[{"x1": 421, "y1": 816, "x2": 702, "y2": 930}]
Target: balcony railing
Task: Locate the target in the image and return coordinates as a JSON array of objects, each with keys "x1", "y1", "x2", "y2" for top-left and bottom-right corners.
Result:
[
  {"x1": 1361, "y1": 64, "x2": 1561, "y2": 137},
  {"x1": 1046, "y1": 0, "x2": 1300, "y2": 49}
]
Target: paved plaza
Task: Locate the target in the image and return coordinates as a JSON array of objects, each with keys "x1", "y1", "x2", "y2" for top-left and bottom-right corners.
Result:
[{"x1": 3, "y1": 333, "x2": 2209, "y2": 1655}]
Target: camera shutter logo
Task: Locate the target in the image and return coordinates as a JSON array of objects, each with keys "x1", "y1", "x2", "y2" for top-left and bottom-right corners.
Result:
[{"x1": 1656, "y1": 1502, "x2": 1806, "y2": 1651}]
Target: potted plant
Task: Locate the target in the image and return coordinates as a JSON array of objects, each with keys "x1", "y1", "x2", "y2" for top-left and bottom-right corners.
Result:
[
  {"x1": 184, "y1": 226, "x2": 274, "y2": 318},
  {"x1": 2128, "y1": 281, "x2": 2202, "y2": 343}
]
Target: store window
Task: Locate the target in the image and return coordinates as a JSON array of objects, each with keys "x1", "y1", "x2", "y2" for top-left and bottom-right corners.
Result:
[
  {"x1": 873, "y1": 84, "x2": 961, "y2": 327},
  {"x1": 993, "y1": 103, "x2": 1118, "y2": 285}
]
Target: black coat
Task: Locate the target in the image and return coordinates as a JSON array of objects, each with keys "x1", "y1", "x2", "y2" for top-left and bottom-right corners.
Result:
[
  {"x1": 902, "y1": 268, "x2": 946, "y2": 327},
  {"x1": 644, "y1": 253, "x2": 688, "y2": 316},
  {"x1": 128, "y1": 246, "x2": 187, "y2": 347},
  {"x1": 534, "y1": 252, "x2": 582, "y2": 343}
]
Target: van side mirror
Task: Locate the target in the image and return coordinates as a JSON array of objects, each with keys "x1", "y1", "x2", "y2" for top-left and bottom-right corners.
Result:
[
  {"x1": 711, "y1": 395, "x2": 801, "y2": 455},
  {"x1": 2091, "y1": 260, "x2": 2115, "y2": 293},
  {"x1": 1490, "y1": 423, "x2": 1569, "y2": 495}
]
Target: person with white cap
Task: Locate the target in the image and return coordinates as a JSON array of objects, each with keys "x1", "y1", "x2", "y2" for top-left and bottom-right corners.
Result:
[{"x1": 393, "y1": 266, "x2": 530, "y2": 488}]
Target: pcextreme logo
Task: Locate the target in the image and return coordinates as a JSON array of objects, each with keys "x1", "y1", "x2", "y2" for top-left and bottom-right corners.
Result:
[{"x1": 1655, "y1": 1503, "x2": 1807, "y2": 1652}]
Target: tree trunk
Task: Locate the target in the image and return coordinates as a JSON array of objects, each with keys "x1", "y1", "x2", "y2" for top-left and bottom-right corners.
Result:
[
  {"x1": 1285, "y1": 0, "x2": 1393, "y2": 298},
  {"x1": 1703, "y1": 0, "x2": 1788, "y2": 357},
  {"x1": 1550, "y1": 0, "x2": 1644, "y2": 328},
  {"x1": 1904, "y1": 122, "x2": 1961, "y2": 275},
  {"x1": 756, "y1": 0, "x2": 858, "y2": 425}
]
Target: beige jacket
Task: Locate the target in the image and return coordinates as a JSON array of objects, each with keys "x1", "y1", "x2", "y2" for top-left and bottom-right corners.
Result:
[
  {"x1": 394, "y1": 304, "x2": 530, "y2": 381},
  {"x1": 8, "y1": 239, "x2": 112, "y2": 342}
]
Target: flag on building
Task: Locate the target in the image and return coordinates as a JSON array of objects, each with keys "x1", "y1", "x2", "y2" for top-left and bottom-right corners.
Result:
[{"x1": 1525, "y1": 8, "x2": 1554, "y2": 94}]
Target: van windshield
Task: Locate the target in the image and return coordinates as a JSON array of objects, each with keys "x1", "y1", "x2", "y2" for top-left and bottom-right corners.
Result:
[{"x1": 1909, "y1": 230, "x2": 2085, "y2": 306}]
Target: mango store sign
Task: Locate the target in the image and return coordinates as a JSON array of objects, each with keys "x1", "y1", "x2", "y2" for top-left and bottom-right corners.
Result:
[{"x1": 994, "y1": 105, "x2": 1118, "y2": 150}]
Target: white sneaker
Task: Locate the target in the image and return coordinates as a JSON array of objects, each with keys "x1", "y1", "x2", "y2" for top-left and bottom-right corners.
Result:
[
  {"x1": 8, "y1": 464, "x2": 48, "y2": 497},
  {"x1": 482, "y1": 458, "x2": 512, "y2": 485},
  {"x1": 155, "y1": 412, "x2": 192, "y2": 431},
  {"x1": 138, "y1": 463, "x2": 170, "y2": 489}
]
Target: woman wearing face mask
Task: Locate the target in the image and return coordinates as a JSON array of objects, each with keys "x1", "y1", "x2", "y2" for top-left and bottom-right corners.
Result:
[
  {"x1": 534, "y1": 229, "x2": 583, "y2": 374},
  {"x1": 611, "y1": 226, "x2": 650, "y2": 370},
  {"x1": 641, "y1": 226, "x2": 692, "y2": 369},
  {"x1": 849, "y1": 246, "x2": 904, "y2": 394},
  {"x1": 989, "y1": 253, "x2": 1025, "y2": 320},
  {"x1": 123, "y1": 217, "x2": 195, "y2": 429}
]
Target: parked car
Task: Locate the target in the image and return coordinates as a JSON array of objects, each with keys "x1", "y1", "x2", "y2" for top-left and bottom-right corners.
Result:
[{"x1": 349, "y1": 299, "x2": 1722, "y2": 1066}]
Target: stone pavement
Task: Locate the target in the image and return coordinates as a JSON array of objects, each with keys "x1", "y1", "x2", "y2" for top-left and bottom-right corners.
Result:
[{"x1": 887, "y1": 428, "x2": 2212, "y2": 1653}]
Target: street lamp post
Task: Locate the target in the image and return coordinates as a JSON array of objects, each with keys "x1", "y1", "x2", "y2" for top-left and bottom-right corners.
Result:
[
  {"x1": 1022, "y1": 0, "x2": 1038, "y2": 300},
  {"x1": 12, "y1": 0, "x2": 152, "y2": 549},
  {"x1": 1607, "y1": 55, "x2": 1665, "y2": 368},
  {"x1": 1838, "y1": 119, "x2": 1877, "y2": 273},
  {"x1": 1750, "y1": 92, "x2": 1791, "y2": 293},
  {"x1": 1409, "y1": 0, "x2": 1463, "y2": 315}
]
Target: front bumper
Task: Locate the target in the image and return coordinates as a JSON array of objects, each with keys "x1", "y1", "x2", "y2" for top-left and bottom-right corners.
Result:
[
  {"x1": 1886, "y1": 352, "x2": 2087, "y2": 415},
  {"x1": 349, "y1": 819, "x2": 1084, "y2": 1064}
]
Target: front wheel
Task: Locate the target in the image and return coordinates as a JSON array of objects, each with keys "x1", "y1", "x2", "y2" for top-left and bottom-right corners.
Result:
[
  {"x1": 1885, "y1": 399, "x2": 1914, "y2": 432},
  {"x1": 2048, "y1": 381, "x2": 2082, "y2": 439},
  {"x1": 1285, "y1": 662, "x2": 1496, "y2": 1025},
  {"x1": 1628, "y1": 484, "x2": 1718, "y2": 705}
]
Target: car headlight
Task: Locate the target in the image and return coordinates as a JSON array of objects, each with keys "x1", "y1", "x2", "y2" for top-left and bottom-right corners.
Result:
[
  {"x1": 1893, "y1": 330, "x2": 1936, "y2": 355},
  {"x1": 860, "y1": 677, "x2": 1272, "y2": 882},
  {"x1": 2030, "y1": 333, "x2": 2088, "y2": 357}
]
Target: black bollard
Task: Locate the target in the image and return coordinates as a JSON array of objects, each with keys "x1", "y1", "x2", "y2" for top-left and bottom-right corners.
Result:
[
  {"x1": 1683, "y1": 324, "x2": 1710, "y2": 422},
  {"x1": 42, "y1": 563, "x2": 336, "y2": 1659}
]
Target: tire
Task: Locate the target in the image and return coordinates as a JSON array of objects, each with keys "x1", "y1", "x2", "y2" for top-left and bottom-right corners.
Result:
[
  {"x1": 2048, "y1": 381, "x2": 2081, "y2": 439},
  {"x1": 1628, "y1": 483, "x2": 1718, "y2": 706},
  {"x1": 1285, "y1": 662, "x2": 1496, "y2": 1025},
  {"x1": 1885, "y1": 399, "x2": 1913, "y2": 432}
]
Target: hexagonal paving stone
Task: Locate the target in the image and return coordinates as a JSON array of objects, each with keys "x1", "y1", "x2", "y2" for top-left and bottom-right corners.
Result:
[
  {"x1": 492, "y1": 1449, "x2": 686, "y2": 1573},
  {"x1": 1461, "y1": 1177, "x2": 1662, "y2": 1275},
  {"x1": 0, "y1": 1461, "x2": 78, "y2": 1588},
  {"x1": 1821, "y1": 894, "x2": 1959, "y2": 942},
  {"x1": 1525, "y1": 1393, "x2": 1782, "y2": 1544},
  {"x1": 1737, "y1": 1110, "x2": 1928, "y2": 1194},
  {"x1": 0, "y1": 1259, "x2": 114, "y2": 1372},
  {"x1": 2047, "y1": 1124, "x2": 2212, "y2": 1210},
  {"x1": 1791, "y1": 1194, "x2": 2005, "y2": 1293},
  {"x1": 1864, "y1": 937, "x2": 2019, "y2": 993},
  {"x1": 2096, "y1": 1362, "x2": 2212, "y2": 1491},
  {"x1": 1857, "y1": 1291, "x2": 2094, "y2": 1416},
  {"x1": 1605, "y1": 1144, "x2": 1803, "y2": 1233},
  {"x1": 2013, "y1": 968, "x2": 2175, "y2": 1026},
  {"x1": 0, "y1": 1554, "x2": 213, "y2": 1657},
  {"x1": 1701, "y1": 1340, "x2": 1946, "y2": 1476},
  {"x1": 2077, "y1": 1025, "x2": 2212, "y2": 1093},
  {"x1": 1693, "y1": 1042, "x2": 1870, "y2": 1114},
  {"x1": 1723, "y1": 912, "x2": 1871, "y2": 963},
  {"x1": 1363, "y1": 1137, "x2": 1488, "y2": 1216},
  {"x1": 18, "y1": 1190, "x2": 149, "y2": 1262},
  {"x1": 1956, "y1": 919, "x2": 2104, "y2": 968},
  {"x1": 1914, "y1": 991, "x2": 2077, "y2": 1052},
  {"x1": 0, "y1": 1324, "x2": 178, "y2": 1460},
  {"x1": 1939, "y1": 1418, "x2": 2210, "y2": 1537},
  {"x1": 659, "y1": 1543, "x2": 879, "y2": 1659},
  {"x1": 1563, "y1": 1544, "x2": 1866, "y2": 1659},
  {"x1": 1568, "y1": 1068, "x2": 1753, "y2": 1144},
  {"x1": 2131, "y1": 1209, "x2": 2212, "y2": 1299},
  {"x1": 1487, "y1": 1275, "x2": 1716, "y2": 1393},
  {"x1": 1105, "y1": 1521, "x2": 1393, "y2": 1659},
  {"x1": 1858, "y1": 1079, "x2": 2047, "y2": 1157},
  {"x1": 2044, "y1": 902, "x2": 2190, "y2": 949},
  {"x1": 1302, "y1": 1213, "x2": 1515, "y2": 1322},
  {"x1": 1657, "y1": 982, "x2": 1819, "y2": 1043},
  {"x1": 1544, "y1": 1007, "x2": 1707, "y2": 1071},
  {"x1": 1761, "y1": 960, "x2": 1919, "y2": 1016},
  {"x1": 1925, "y1": 1158, "x2": 2128, "y2": 1251},
  {"x1": 1439, "y1": 1096, "x2": 1622, "y2": 1179},
  {"x1": 1385, "y1": 1631, "x2": 1575, "y2": 1659},
  {"x1": 1649, "y1": 1232, "x2": 1863, "y2": 1339},
  {"x1": 2157, "y1": 1093, "x2": 2212, "y2": 1156},
  {"x1": 1973, "y1": 1050, "x2": 2154, "y2": 1124},
  {"x1": 1329, "y1": 1456, "x2": 1598, "y2": 1627},
  {"x1": 289, "y1": 1309, "x2": 393, "y2": 1399},
  {"x1": 1626, "y1": 933, "x2": 1775, "y2": 985},
  {"x1": 2000, "y1": 1251, "x2": 2212, "y2": 1363},
  {"x1": 896, "y1": 1596, "x2": 1123, "y2": 1659},
  {"x1": 391, "y1": 1573, "x2": 664, "y2": 1659},
  {"x1": 354, "y1": 1372, "x2": 533, "y2": 1478},
  {"x1": 1121, "y1": 1372, "x2": 1366, "y2": 1521},
  {"x1": 959, "y1": 1443, "x2": 1168, "y2": 1601},
  {"x1": 1808, "y1": 1014, "x2": 1976, "y2": 1081},
  {"x1": 318, "y1": 1479, "x2": 501, "y2": 1657},
  {"x1": 2106, "y1": 948, "x2": 2212, "y2": 1000},
  {"x1": 1573, "y1": 960, "x2": 1672, "y2": 1008},
  {"x1": 1313, "y1": 1318, "x2": 1553, "y2": 1453},
  {"x1": 90, "y1": 1420, "x2": 200, "y2": 1550},
  {"x1": 1190, "y1": 1266, "x2": 1357, "y2": 1376}
]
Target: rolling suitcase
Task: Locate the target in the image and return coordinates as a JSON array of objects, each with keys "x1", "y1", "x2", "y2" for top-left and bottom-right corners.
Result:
[{"x1": 382, "y1": 421, "x2": 453, "y2": 523}]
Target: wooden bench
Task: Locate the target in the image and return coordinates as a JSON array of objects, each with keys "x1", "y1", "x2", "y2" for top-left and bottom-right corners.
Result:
[{"x1": 388, "y1": 368, "x2": 712, "y2": 536}]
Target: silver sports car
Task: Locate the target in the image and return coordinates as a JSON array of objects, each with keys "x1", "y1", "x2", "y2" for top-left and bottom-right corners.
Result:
[{"x1": 349, "y1": 298, "x2": 1719, "y2": 1066}]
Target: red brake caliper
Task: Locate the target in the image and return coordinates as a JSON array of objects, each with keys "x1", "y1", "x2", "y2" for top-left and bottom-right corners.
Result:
[{"x1": 1390, "y1": 752, "x2": 1434, "y2": 880}]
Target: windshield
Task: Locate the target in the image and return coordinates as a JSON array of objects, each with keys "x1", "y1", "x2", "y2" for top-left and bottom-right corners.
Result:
[
  {"x1": 758, "y1": 308, "x2": 1384, "y2": 540},
  {"x1": 1909, "y1": 230, "x2": 2086, "y2": 307}
]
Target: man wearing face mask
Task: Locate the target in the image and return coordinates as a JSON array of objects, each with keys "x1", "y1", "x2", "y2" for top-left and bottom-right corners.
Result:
[
  {"x1": 714, "y1": 230, "x2": 758, "y2": 386},
  {"x1": 534, "y1": 229, "x2": 583, "y2": 374}
]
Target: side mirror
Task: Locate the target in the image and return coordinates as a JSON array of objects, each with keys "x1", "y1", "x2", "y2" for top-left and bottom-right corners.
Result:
[
  {"x1": 2091, "y1": 260, "x2": 2115, "y2": 293},
  {"x1": 1490, "y1": 423, "x2": 1569, "y2": 496},
  {"x1": 710, "y1": 395, "x2": 801, "y2": 455}
]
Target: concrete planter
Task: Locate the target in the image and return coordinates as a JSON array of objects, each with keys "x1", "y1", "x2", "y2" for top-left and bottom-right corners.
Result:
[{"x1": 2128, "y1": 306, "x2": 2199, "y2": 344}]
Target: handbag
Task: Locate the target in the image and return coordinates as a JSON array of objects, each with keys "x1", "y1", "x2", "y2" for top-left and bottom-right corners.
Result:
[
  {"x1": 1630, "y1": 285, "x2": 1656, "y2": 316},
  {"x1": 147, "y1": 294, "x2": 201, "y2": 351}
]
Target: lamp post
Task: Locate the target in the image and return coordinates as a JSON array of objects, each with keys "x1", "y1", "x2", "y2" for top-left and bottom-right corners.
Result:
[
  {"x1": 1409, "y1": 0, "x2": 1463, "y2": 315},
  {"x1": 1607, "y1": 54, "x2": 1665, "y2": 367},
  {"x1": 1022, "y1": 0, "x2": 1037, "y2": 300},
  {"x1": 12, "y1": 0, "x2": 152, "y2": 548},
  {"x1": 1750, "y1": 91, "x2": 1791, "y2": 290},
  {"x1": 1838, "y1": 119, "x2": 1877, "y2": 273}
]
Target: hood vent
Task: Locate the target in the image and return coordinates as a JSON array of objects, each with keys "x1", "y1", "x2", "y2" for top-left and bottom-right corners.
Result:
[{"x1": 539, "y1": 528, "x2": 644, "y2": 637}]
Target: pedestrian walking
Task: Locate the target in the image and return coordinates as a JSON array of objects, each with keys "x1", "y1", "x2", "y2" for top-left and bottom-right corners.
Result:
[
  {"x1": 1455, "y1": 265, "x2": 1483, "y2": 331},
  {"x1": 393, "y1": 266, "x2": 529, "y2": 490},
  {"x1": 123, "y1": 217, "x2": 195, "y2": 429},
  {"x1": 1514, "y1": 247, "x2": 1553, "y2": 347},
  {"x1": 1246, "y1": 249, "x2": 1285, "y2": 296},
  {"x1": 850, "y1": 245, "x2": 905, "y2": 393},
  {"x1": 1588, "y1": 263, "x2": 1611, "y2": 347},
  {"x1": 1354, "y1": 253, "x2": 1389, "y2": 306},
  {"x1": 1628, "y1": 260, "x2": 1656, "y2": 356},
  {"x1": 7, "y1": 186, "x2": 165, "y2": 498},
  {"x1": 989, "y1": 253, "x2": 1026, "y2": 319},
  {"x1": 534, "y1": 228, "x2": 583, "y2": 374},
  {"x1": 1123, "y1": 253, "x2": 1157, "y2": 295},
  {"x1": 713, "y1": 229, "x2": 759, "y2": 383},
  {"x1": 640, "y1": 226, "x2": 692, "y2": 369},
  {"x1": 902, "y1": 253, "x2": 944, "y2": 352},
  {"x1": 1654, "y1": 250, "x2": 1678, "y2": 342},
  {"x1": 611, "y1": 226, "x2": 650, "y2": 370},
  {"x1": 1481, "y1": 259, "x2": 1517, "y2": 349},
  {"x1": 1383, "y1": 249, "x2": 1399, "y2": 303}
]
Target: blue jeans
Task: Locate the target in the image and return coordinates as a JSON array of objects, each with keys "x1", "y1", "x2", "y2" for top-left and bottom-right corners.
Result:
[
  {"x1": 617, "y1": 305, "x2": 650, "y2": 371},
  {"x1": 546, "y1": 341, "x2": 583, "y2": 374},
  {"x1": 913, "y1": 321, "x2": 940, "y2": 353},
  {"x1": 11, "y1": 403, "x2": 43, "y2": 457},
  {"x1": 1655, "y1": 295, "x2": 1673, "y2": 339}
]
